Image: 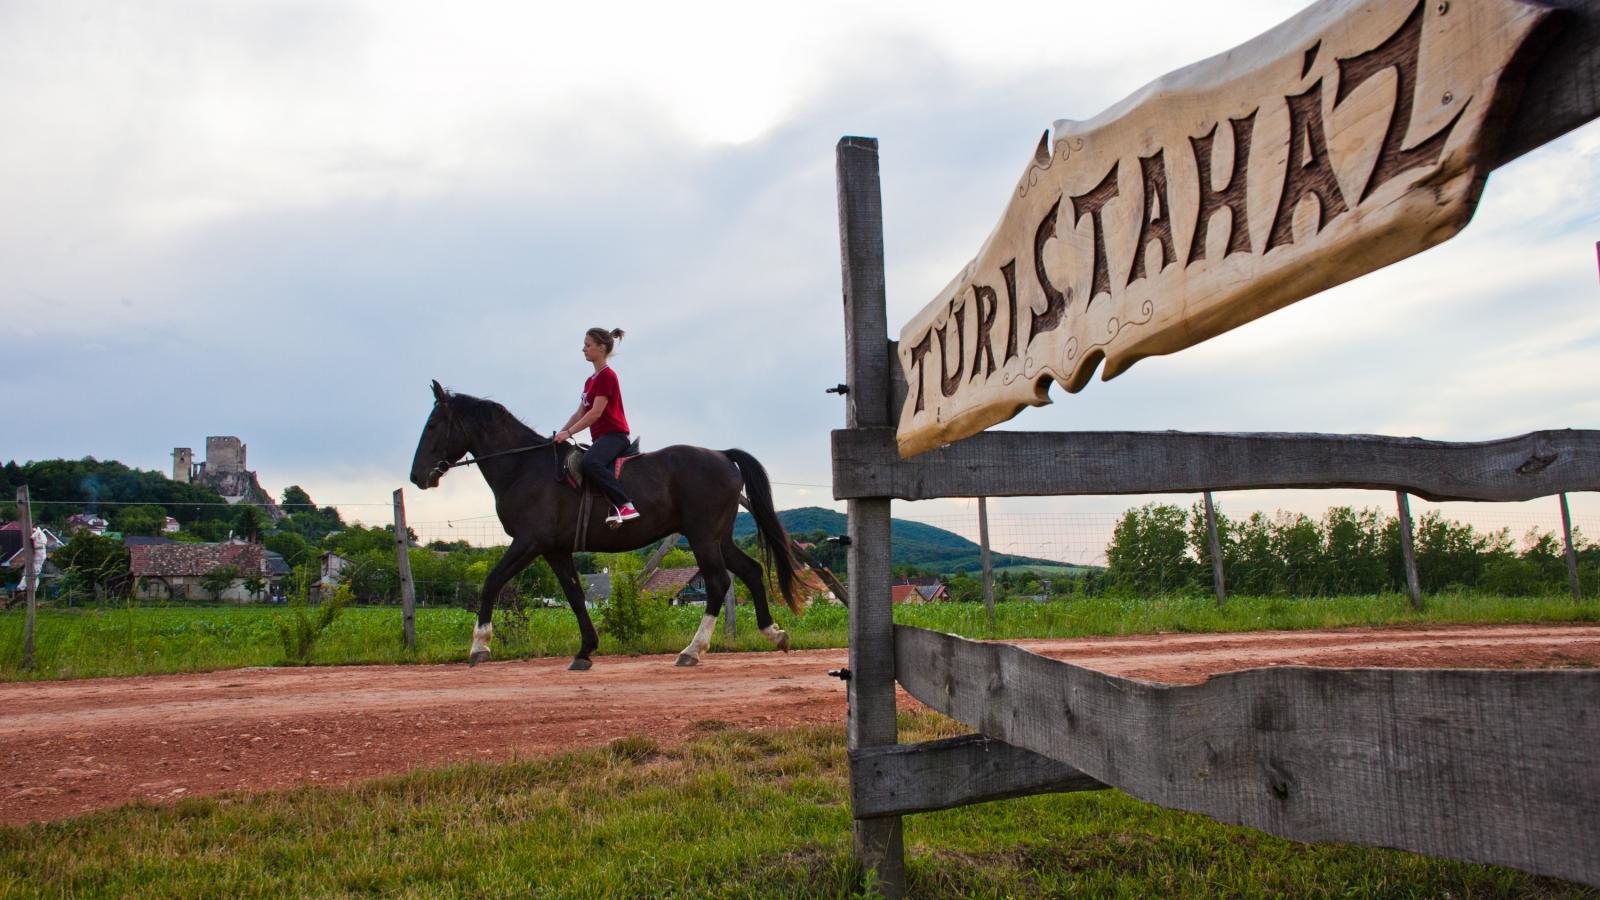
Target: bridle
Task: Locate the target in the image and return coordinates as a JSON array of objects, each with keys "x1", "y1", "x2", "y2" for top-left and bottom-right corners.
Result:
[{"x1": 427, "y1": 399, "x2": 563, "y2": 482}]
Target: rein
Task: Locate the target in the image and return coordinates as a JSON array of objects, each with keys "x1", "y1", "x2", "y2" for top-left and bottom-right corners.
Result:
[{"x1": 431, "y1": 436, "x2": 561, "y2": 480}]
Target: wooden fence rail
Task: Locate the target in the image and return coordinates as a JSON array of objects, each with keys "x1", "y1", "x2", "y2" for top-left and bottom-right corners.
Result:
[
  {"x1": 851, "y1": 733, "x2": 1104, "y2": 819},
  {"x1": 895, "y1": 625, "x2": 1600, "y2": 887},
  {"x1": 833, "y1": 427, "x2": 1600, "y2": 502}
]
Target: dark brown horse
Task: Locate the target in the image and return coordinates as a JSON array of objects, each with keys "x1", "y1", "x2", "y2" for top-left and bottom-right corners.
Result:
[{"x1": 409, "y1": 380, "x2": 801, "y2": 670}]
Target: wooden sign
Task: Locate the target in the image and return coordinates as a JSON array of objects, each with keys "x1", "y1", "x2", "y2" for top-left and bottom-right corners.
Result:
[{"x1": 895, "y1": 0, "x2": 1554, "y2": 457}]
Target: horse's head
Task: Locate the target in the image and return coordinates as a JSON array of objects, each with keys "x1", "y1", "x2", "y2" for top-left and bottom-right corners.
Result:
[{"x1": 410, "y1": 380, "x2": 470, "y2": 489}]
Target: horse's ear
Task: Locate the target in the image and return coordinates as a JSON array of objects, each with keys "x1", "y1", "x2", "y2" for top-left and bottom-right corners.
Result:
[{"x1": 431, "y1": 379, "x2": 447, "y2": 402}]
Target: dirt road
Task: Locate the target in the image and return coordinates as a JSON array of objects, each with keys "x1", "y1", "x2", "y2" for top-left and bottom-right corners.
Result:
[{"x1": 3, "y1": 623, "x2": 1597, "y2": 825}]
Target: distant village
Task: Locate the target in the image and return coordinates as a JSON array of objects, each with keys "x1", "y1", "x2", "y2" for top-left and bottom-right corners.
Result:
[
  {"x1": 1, "y1": 437, "x2": 342, "y2": 604},
  {"x1": 3, "y1": 437, "x2": 962, "y2": 609}
]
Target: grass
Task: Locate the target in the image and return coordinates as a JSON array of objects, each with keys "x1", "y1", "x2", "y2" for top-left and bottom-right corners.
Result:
[
  {"x1": 1, "y1": 591, "x2": 1595, "y2": 682},
  {"x1": 0, "y1": 711, "x2": 1590, "y2": 898}
]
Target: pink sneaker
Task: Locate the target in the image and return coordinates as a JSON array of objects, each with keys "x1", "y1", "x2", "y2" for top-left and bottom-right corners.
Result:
[{"x1": 607, "y1": 503, "x2": 641, "y2": 526}]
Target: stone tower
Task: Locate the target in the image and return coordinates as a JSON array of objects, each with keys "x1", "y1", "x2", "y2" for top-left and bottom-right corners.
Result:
[
  {"x1": 205, "y1": 436, "x2": 246, "y2": 473},
  {"x1": 172, "y1": 447, "x2": 194, "y2": 483}
]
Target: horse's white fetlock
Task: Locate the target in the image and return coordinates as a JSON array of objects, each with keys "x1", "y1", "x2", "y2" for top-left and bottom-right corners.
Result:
[
  {"x1": 469, "y1": 623, "x2": 493, "y2": 665},
  {"x1": 676, "y1": 614, "x2": 718, "y2": 667},
  {"x1": 762, "y1": 624, "x2": 791, "y2": 652}
]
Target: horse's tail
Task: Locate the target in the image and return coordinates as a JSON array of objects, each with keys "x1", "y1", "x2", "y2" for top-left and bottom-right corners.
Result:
[{"x1": 725, "y1": 448, "x2": 802, "y2": 615}]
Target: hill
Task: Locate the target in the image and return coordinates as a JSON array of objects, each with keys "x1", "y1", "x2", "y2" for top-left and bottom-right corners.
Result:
[{"x1": 734, "y1": 506, "x2": 1083, "y2": 574}]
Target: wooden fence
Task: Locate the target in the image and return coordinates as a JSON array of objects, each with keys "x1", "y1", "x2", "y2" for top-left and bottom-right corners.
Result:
[{"x1": 832, "y1": 4, "x2": 1600, "y2": 890}]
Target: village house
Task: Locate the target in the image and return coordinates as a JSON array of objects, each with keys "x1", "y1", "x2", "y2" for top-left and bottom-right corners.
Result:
[
  {"x1": 0, "y1": 522, "x2": 66, "y2": 592},
  {"x1": 890, "y1": 577, "x2": 948, "y2": 604},
  {"x1": 65, "y1": 513, "x2": 108, "y2": 535},
  {"x1": 129, "y1": 542, "x2": 267, "y2": 602},
  {"x1": 319, "y1": 551, "x2": 350, "y2": 588},
  {"x1": 640, "y1": 566, "x2": 711, "y2": 604}
]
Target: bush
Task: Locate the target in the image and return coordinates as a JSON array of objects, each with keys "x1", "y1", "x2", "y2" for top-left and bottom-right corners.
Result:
[
  {"x1": 277, "y1": 583, "x2": 351, "y2": 664},
  {"x1": 598, "y1": 572, "x2": 668, "y2": 647}
]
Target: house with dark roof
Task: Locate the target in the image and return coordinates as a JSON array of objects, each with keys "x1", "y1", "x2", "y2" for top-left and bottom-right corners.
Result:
[
  {"x1": 890, "y1": 579, "x2": 948, "y2": 604},
  {"x1": 129, "y1": 542, "x2": 266, "y2": 602},
  {"x1": 1, "y1": 522, "x2": 65, "y2": 569},
  {"x1": 640, "y1": 566, "x2": 710, "y2": 604},
  {"x1": 123, "y1": 535, "x2": 176, "y2": 547},
  {"x1": 582, "y1": 572, "x2": 611, "y2": 605}
]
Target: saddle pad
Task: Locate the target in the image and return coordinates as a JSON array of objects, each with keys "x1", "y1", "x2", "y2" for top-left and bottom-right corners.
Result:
[{"x1": 563, "y1": 441, "x2": 641, "y2": 490}]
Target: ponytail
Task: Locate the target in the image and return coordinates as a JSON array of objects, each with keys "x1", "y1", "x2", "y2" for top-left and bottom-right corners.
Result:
[{"x1": 586, "y1": 326, "x2": 625, "y2": 355}]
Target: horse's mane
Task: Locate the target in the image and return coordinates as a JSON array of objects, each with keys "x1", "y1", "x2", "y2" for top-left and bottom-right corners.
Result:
[{"x1": 447, "y1": 392, "x2": 548, "y2": 444}]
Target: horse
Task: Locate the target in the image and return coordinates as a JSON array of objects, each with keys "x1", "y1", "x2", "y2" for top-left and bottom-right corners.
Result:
[{"x1": 408, "y1": 380, "x2": 802, "y2": 670}]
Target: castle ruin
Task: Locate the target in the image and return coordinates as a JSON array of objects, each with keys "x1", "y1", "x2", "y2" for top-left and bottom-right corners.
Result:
[{"x1": 171, "y1": 436, "x2": 277, "y2": 512}]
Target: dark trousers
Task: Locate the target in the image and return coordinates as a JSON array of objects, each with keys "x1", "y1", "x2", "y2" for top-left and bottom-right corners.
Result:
[{"x1": 581, "y1": 432, "x2": 633, "y2": 509}]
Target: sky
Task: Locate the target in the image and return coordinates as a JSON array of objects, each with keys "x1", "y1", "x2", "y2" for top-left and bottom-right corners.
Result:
[{"x1": 4, "y1": 0, "x2": 1598, "y2": 558}]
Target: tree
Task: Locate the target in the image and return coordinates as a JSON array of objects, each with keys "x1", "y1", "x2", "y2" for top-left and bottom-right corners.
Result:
[
  {"x1": 52, "y1": 533, "x2": 130, "y2": 601},
  {"x1": 266, "y1": 531, "x2": 313, "y2": 570},
  {"x1": 116, "y1": 504, "x2": 169, "y2": 537},
  {"x1": 277, "y1": 486, "x2": 345, "y2": 542},
  {"x1": 1106, "y1": 503, "x2": 1194, "y2": 595},
  {"x1": 200, "y1": 564, "x2": 241, "y2": 601},
  {"x1": 243, "y1": 574, "x2": 267, "y2": 601},
  {"x1": 234, "y1": 504, "x2": 270, "y2": 542},
  {"x1": 281, "y1": 485, "x2": 315, "y2": 510}
]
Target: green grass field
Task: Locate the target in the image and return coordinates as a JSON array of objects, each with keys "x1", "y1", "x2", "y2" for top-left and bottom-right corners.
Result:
[
  {"x1": 2, "y1": 592, "x2": 1596, "y2": 682},
  {"x1": 0, "y1": 711, "x2": 1589, "y2": 898}
]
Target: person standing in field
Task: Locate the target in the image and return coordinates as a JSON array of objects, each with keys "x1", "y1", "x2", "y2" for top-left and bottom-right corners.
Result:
[{"x1": 554, "y1": 327, "x2": 640, "y2": 525}]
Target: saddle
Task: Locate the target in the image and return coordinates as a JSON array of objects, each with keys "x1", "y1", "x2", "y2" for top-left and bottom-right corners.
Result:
[
  {"x1": 564, "y1": 438, "x2": 643, "y2": 551},
  {"x1": 562, "y1": 437, "x2": 642, "y2": 490}
]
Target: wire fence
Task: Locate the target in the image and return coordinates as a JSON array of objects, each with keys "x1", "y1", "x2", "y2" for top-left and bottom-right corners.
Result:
[{"x1": 405, "y1": 498, "x2": 1599, "y2": 570}]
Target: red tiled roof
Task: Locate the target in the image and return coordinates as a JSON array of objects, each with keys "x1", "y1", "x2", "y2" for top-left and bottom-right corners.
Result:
[
  {"x1": 130, "y1": 543, "x2": 265, "y2": 578},
  {"x1": 641, "y1": 566, "x2": 700, "y2": 595},
  {"x1": 891, "y1": 585, "x2": 921, "y2": 604}
]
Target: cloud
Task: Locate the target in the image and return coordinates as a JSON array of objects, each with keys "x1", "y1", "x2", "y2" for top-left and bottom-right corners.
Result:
[{"x1": 4, "y1": 0, "x2": 1595, "y2": 545}]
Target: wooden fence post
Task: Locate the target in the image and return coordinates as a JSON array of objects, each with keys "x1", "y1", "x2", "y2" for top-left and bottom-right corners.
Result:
[
  {"x1": 640, "y1": 534, "x2": 681, "y2": 584},
  {"x1": 1203, "y1": 491, "x2": 1226, "y2": 608},
  {"x1": 1560, "y1": 493, "x2": 1581, "y2": 600},
  {"x1": 17, "y1": 486, "x2": 37, "y2": 670},
  {"x1": 978, "y1": 497, "x2": 995, "y2": 629},
  {"x1": 1396, "y1": 491, "x2": 1423, "y2": 610},
  {"x1": 838, "y1": 134, "x2": 905, "y2": 897},
  {"x1": 393, "y1": 489, "x2": 416, "y2": 649}
]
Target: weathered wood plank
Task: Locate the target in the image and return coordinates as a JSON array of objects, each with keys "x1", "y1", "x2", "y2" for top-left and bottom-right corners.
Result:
[
  {"x1": 896, "y1": 625, "x2": 1600, "y2": 887},
  {"x1": 837, "y1": 134, "x2": 905, "y2": 896},
  {"x1": 840, "y1": 137, "x2": 892, "y2": 431},
  {"x1": 393, "y1": 489, "x2": 417, "y2": 649},
  {"x1": 1203, "y1": 491, "x2": 1225, "y2": 608},
  {"x1": 978, "y1": 497, "x2": 995, "y2": 628},
  {"x1": 1560, "y1": 493, "x2": 1582, "y2": 599},
  {"x1": 1396, "y1": 491, "x2": 1424, "y2": 610},
  {"x1": 17, "y1": 486, "x2": 36, "y2": 670},
  {"x1": 894, "y1": 0, "x2": 1563, "y2": 456},
  {"x1": 1494, "y1": 0, "x2": 1600, "y2": 166},
  {"x1": 789, "y1": 539, "x2": 849, "y2": 607},
  {"x1": 639, "y1": 533, "x2": 682, "y2": 584},
  {"x1": 833, "y1": 427, "x2": 1600, "y2": 502},
  {"x1": 851, "y1": 733, "x2": 1106, "y2": 819}
]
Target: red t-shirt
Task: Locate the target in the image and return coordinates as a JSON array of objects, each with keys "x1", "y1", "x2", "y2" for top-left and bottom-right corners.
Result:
[{"x1": 581, "y1": 366, "x2": 629, "y2": 437}]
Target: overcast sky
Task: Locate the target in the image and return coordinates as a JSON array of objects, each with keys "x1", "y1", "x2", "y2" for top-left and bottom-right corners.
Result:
[{"x1": 5, "y1": 0, "x2": 1597, "y2": 554}]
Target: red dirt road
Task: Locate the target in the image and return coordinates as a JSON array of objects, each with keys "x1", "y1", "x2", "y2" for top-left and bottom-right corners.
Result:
[{"x1": 3, "y1": 624, "x2": 1597, "y2": 825}]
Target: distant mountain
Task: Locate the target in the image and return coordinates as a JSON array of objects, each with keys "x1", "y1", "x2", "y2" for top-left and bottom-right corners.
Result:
[{"x1": 734, "y1": 506, "x2": 1079, "y2": 573}]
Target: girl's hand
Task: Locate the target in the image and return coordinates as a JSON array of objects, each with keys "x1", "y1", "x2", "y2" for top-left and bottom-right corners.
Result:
[{"x1": 555, "y1": 430, "x2": 570, "y2": 443}]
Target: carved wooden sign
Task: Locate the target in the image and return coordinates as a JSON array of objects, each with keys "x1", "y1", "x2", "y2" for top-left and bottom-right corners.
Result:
[{"x1": 895, "y1": 0, "x2": 1553, "y2": 457}]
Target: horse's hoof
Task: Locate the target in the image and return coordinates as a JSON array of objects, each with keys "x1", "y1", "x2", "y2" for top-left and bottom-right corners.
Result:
[
  {"x1": 568, "y1": 657, "x2": 592, "y2": 671},
  {"x1": 468, "y1": 650, "x2": 491, "y2": 666},
  {"x1": 776, "y1": 633, "x2": 791, "y2": 653},
  {"x1": 675, "y1": 653, "x2": 699, "y2": 667}
]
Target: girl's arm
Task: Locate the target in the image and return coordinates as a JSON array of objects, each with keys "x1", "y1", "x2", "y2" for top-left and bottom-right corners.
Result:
[
  {"x1": 559, "y1": 402, "x2": 585, "y2": 433},
  {"x1": 556, "y1": 397, "x2": 608, "y2": 442}
]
